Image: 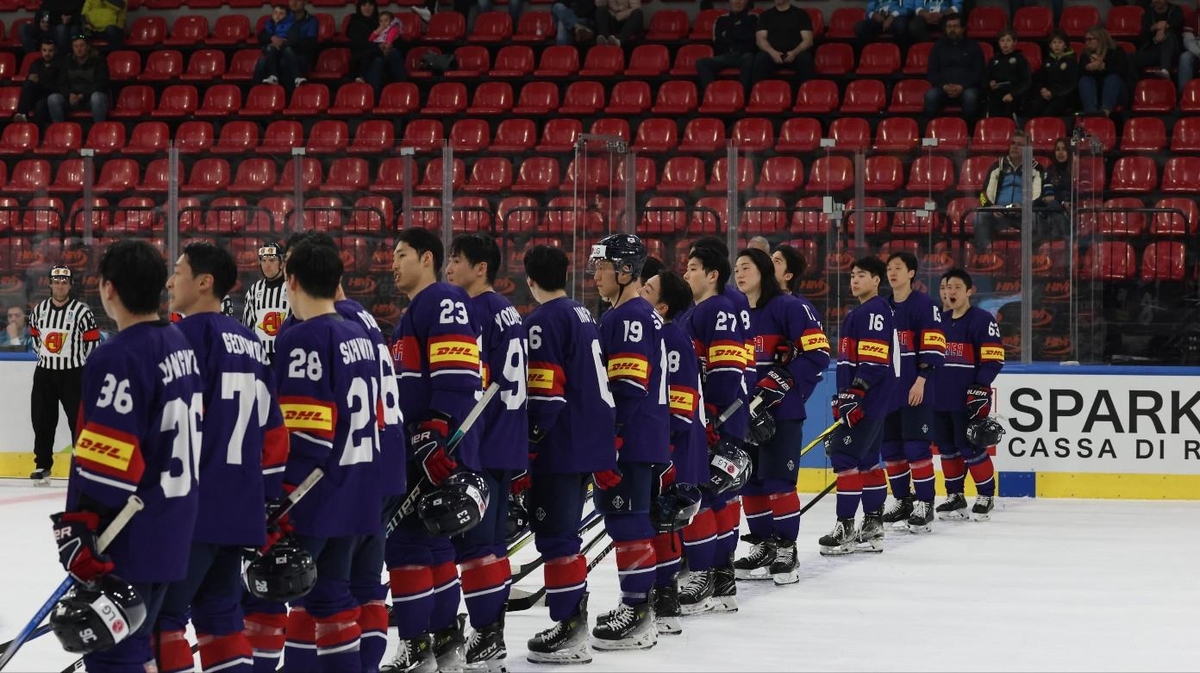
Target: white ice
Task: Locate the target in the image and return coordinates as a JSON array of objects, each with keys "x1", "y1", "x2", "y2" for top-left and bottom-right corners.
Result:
[{"x1": 3, "y1": 480, "x2": 1198, "y2": 673}]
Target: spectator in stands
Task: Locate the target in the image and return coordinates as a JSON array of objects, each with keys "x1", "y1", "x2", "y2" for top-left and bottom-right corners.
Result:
[
  {"x1": 5, "y1": 306, "x2": 32, "y2": 350},
  {"x1": 924, "y1": 14, "x2": 983, "y2": 120},
  {"x1": 1131, "y1": 0, "x2": 1183, "y2": 80},
  {"x1": 551, "y1": 0, "x2": 596, "y2": 45},
  {"x1": 749, "y1": 236, "x2": 770, "y2": 253},
  {"x1": 594, "y1": 0, "x2": 643, "y2": 46},
  {"x1": 348, "y1": 0, "x2": 405, "y2": 96},
  {"x1": 975, "y1": 130, "x2": 1053, "y2": 250},
  {"x1": 21, "y1": 4, "x2": 79, "y2": 54},
  {"x1": 14, "y1": 39, "x2": 60, "y2": 124},
  {"x1": 984, "y1": 28, "x2": 1030, "y2": 120},
  {"x1": 695, "y1": 0, "x2": 757, "y2": 95},
  {"x1": 47, "y1": 33, "x2": 107, "y2": 123},
  {"x1": 752, "y1": 0, "x2": 815, "y2": 84},
  {"x1": 254, "y1": 0, "x2": 319, "y2": 91},
  {"x1": 907, "y1": 0, "x2": 961, "y2": 44},
  {"x1": 1040, "y1": 137, "x2": 1072, "y2": 217},
  {"x1": 1177, "y1": 9, "x2": 1200, "y2": 92},
  {"x1": 1078, "y1": 26, "x2": 1132, "y2": 117},
  {"x1": 79, "y1": 0, "x2": 125, "y2": 48},
  {"x1": 854, "y1": 0, "x2": 910, "y2": 46},
  {"x1": 1024, "y1": 29, "x2": 1078, "y2": 117}
]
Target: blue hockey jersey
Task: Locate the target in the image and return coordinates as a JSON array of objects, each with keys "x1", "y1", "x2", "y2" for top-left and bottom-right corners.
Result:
[
  {"x1": 936, "y1": 305, "x2": 1004, "y2": 412},
  {"x1": 682, "y1": 294, "x2": 749, "y2": 440},
  {"x1": 598, "y1": 297, "x2": 670, "y2": 465},
  {"x1": 474, "y1": 291, "x2": 529, "y2": 472},
  {"x1": 750, "y1": 294, "x2": 830, "y2": 421},
  {"x1": 836, "y1": 295, "x2": 900, "y2": 421},
  {"x1": 889, "y1": 290, "x2": 946, "y2": 411},
  {"x1": 663, "y1": 320, "x2": 707, "y2": 486}
]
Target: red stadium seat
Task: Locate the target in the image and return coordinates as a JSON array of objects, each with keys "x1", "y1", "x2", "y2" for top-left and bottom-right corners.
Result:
[
  {"x1": 513, "y1": 11, "x2": 554, "y2": 43},
  {"x1": 376, "y1": 83, "x2": 419, "y2": 115},
  {"x1": 1121, "y1": 117, "x2": 1167, "y2": 152},
  {"x1": 174, "y1": 120, "x2": 213, "y2": 154},
  {"x1": 110, "y1": 85, "x2": 154, "y2": 119},
  {"x1": 589, "y1": 117, "x2": 630, "y2": 142},
  {"x1": 776, "y1": 117, "x2": 822, "y2": 154},
  {"x1": 195, "y1": 83, "x2": 241, "y2": 118},
  {"x1": 670, "y1": 44, "x2": 712, "y2": 76},
  {"x1": 691, "y1": 196, "x2": 727, "y2": 234},
  {"x1": 906, "y1": 155, "x2": 956, "y2": 193},
  {"x1": 424, "y1": 12, "x2": 466, "y2": 42},
  {"x1": 690, "y1": 9, "x2": 723, "y2": 40},
  {"x1": 424, "y1": 82, "x2": 468, "y2": 115},
  {"x1": 1132, "y1": 79, "x2": 1176, "y2": 113},
  {"x1": 126, "y1": 121, "x2": 169, "y2": 155},
  {"x1": 1109, "y1": 156, "x2": 1158, "y2": 193},
  {"x1": 209, "y1": 14, "x2": 251, "y2": 46},
  {"x1": 36, "y1": 122, "x2": 81, "y2": 156},
  {"x1": 746, "y1": 80, "x2": 791, "y2": 114},
  {"x1": 1096, "y1": 197, "x2": 1147, "y2": 236},
  {"x1": 44, "y1": 160, "x2": 81, "y2": 194},
  {"x1": 182, "y1": 158, "x2": 230, "y2": 194},
  {"x1": 150, "y1": 84, "x2": 197, "y2": 118},
  {"x1": 699, "y1": 81, "x2": 745, "y2": 114},
  {"x1": 446, "y1": 46, "x2": 489, "y2": 78},
  {"x1": 534, "y1": 45, "x2": 580, "y2": 77},
  {"x1": 706, "y1": 156, "x2": 754, "y2": 193},
  {"x1": 828, "y1": 117, "x2": 871, "y2": 152},
  {"x1": 580, "y1": 45, "x2": 624, "y2": 77},
  {"x1": 1082, "y1": 242, "x2": 1135, "y2": 280},
  {"x1": 657, "y1": 156, "x2": 705, "y2": 193},
  {"x1": 957, "y1": 157, "x2": 992, "y2": 193},
  {"x1": 841, "y1": 79, "x2": 886, "y2": 114},
  {"x1": 1060, "y1": 5, "x2": 1099, "y2": 39},
  {"x1": 451, "y1": 196, "x2": 493, "y2": 233},
  {"x1": 224, "y1": 49, "x2": 261, "y2": 82},
  {"x1": 84, "y1": 122, "x2": 125, "y2": 154},
  {"x1": 1074, "y1": 116, "x2": 1116, "y2": 151},
  {"x1": 138, "y1": 159, "x2": 172, "y2": 193},
  {"x1": 328, "y1": 82, "x2": 374, "y2": 116},
  {"x1": 491, "y1": 118, "x2": 537, "y2": 152},
  {"x1": 678, "y1": 118, "x2": 725, "y2": 153},
  {"x1": 1012, "y1": 5, "x2": 1052, "y2": 38},
  {"x1": 324, "y1": 158, "x2": 370, "y2": 193},
  {"x1": 212, "y1": 120, "x2": 259, "y2": 154},
  {"x1": 967, "y1": 6, "x2": 1005, "y2": 38},
  {"x1": 626, "y1": 45, "x2": 669, "y2": 77},
  {"x1": 1017, "y1": 41, "x2": 1043, "y2": 72},
  {"x1": 0, "y1": 122, "x2": 36, "y2": 155},
  {"x1": 731, "y1": 117, "x2": 774, "y2": 152},
  {"x1": 793, "y1": 79, "x2": 838, "y2": 114},
  {"x1": 306, "y1": 120, "x2": 348, "y2": 154},
  {"x1": 791, "y1": 196, "x2": 830, "y2": 236},
  {"x1": 1160, "y1": 157, "x2": 1200, "y2": 193},
  {"x1": 645, "y1": 9, "x2": 688, "y2": 41},
  {"x1": 466, "y1": 81, "x2": 513, "y2": 115},
  {"x1": 756, "y1": 156, "x2": 805, "y2": 193},
  {"x1": 512, "y1": 156, "x2": 560, "y2": 193},
  {"x1": 164, "y1": 15, "x2": 208, "y2": 46},
  {"x1": 846, "y1": 197, "x2": 888, "y2": 234},
  {"x1": 310, "y1": 48, "x2": 350, "y2": 81},
  {"x1": 401, "y1": 119, "x2": 445, "y2": 152},
  {"x1": 888, "y1": 79, "x2": 929, "y2": 113},
  {"x1": 275, "y1": 157, "x2": 324, "y2": 192},
  {"x1": 126, "y1": 16, "x2": 166, "y2": 47},
  {"x1": 873, "y1": 117, "x2": 919, "y2": 152},
  {"x1": 469, "y1": 11, "x2": 512, "y2": 43},
  {"x1": 1141, "y1": 241, "x2": 1188, "y2": 282},
  {"x1": 1151, "y1": 197, "x2": 1199, "y2": 235},
  {"x1": 892, "y1": 196, "x2": 941, "y2": 236},
  {"x1": 740, "y1": 197, "x2": 789, "y2": 236},
  {"x1": 449, "y1": 118, "x2": 490, "y2": 153},
  {"x1": 1024, "y1": 116, "x2": 1066, "y2": 150},
  {"x1": 559, "y1": 80, "x2": 605, "y2": 114},
  {"x1": 416, "y1": 157, "x2": 466, "y2": 193},
  {"x1": 106, "y1": 51, "x2": 141, "y2": 82},
  {"x1": 640, "y1": 196, "x2": 688, "y2": 235},
  {"x1": 512, "y1": 81, "x2": 558, "y2": 114},
  {"x1": 536, "y1": 118, "x2": 581, "y2": 152},
  {"x1": 489, "y1": 45, "x2": 536, "y2": 78},
  {"x1": 865, "y1": 157, "x2": 904, "y2": 193},
  {"x1": 856, "y1": 43, "x2": 900, "y2": 76},
  {"x1": 633, "y1": 118, "x2": 679, "y2": 153},
  {"x1": 242, "y1": 83, "x2": 286, "y2": 117},
  {"x1": 903, "y1": 42, "x2": 931, "y2": 76},
  {"x1": 972, "y1": 116, "x2": 1016, "y2": 152},
  {"x1": 804, "y1": 7, "x2": 825, "y2": 38},
  {"x1": 348, "y1": 119, "x2": 394, "y2": 154},
  {"x1": 924, "y1": 117, "x2": 969, "y2": 152},
  {"x1": 350, "y1": 195, "x2": 394, "y2": 232},
  {"x1": 814, "y1": 43, "x2": 854, "y2": 76},
  {"x1": 284, "y1": 83, "x2": 329, "y2": 116},
  {"x1": 651, "y1": 80, "x2": 698, "y2": 115},
  {"x1": 605, "y1": 81, "x2": 651, "y2": 114},
  {"x1": 258, "y1": 120, "x2": 304, "y2": 155},
  {"x1": 181, "y1": 50, "x2": 226, "y2": 82},
  {"x1": 371, "y1": 158, "x2": 416, "y2": 194},
  {"x1": 112, "y1": 196, "x2": 158, "y2": 233},
  {"x1": 807, "y1": 156, "x2": 854, "y2": 193},
  {"x1": 1105, "y1": 5, "x2": 1143, "y2": 39},
  {"x1": 139, "y1": 50, "x2": 182, "y2": 82},
  {"x1": 826, "y1": 7, "x2": 864, "y2": 39},
  {"x1": 614, "y1": 155, "x2": 657, "y2": 192}
]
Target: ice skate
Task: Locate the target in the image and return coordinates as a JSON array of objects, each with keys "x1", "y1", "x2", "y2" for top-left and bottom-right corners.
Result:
[
  {"x1": 883, "y1": 496, "x2": 913, "y2": 530},
  {"x1": 677, "y1": 568, "x2": 714, "y2": 615},
  {"x1": 907, "y1": 500, "x2": 934, "y2": 533},
  {"x1": 382, "y1": 634, "x2": 437, "y2": 673},
  {"x1": 527, "y1": 594, "x2": 592, "y2": 665},
  {"x1": 653, "y1": 581, "x2": 682, "y2": 635},
  {"x1": 856, "y1": 512, "x2": 885, "y2": 553},
  {"x1": 768, "y1": 539, "x2": 798, "y2": 586},
  {"x1": 972, "y1": 495, "x2": 995, "y2": 521},
  {"x1": 818, "y1": 518, "x2": 857, "y2": 556},
  {"x1": 591, "y1": 601, "x2": 657, "y2": 651},
  {"x1": 433, "y1": 615, "x2": 466, "y2": 673},
  {"x1": 29, "y1": 469, "x2": 50, "y2": 485},
  {"x1": 711, "y1": 560, "x2": 738, "y2": 612},
  {"x1": 733, "y1": 534, "x2": 776, "y2": 580},
  {"x1": 936, "y1": 493, "x2": 969, "y2": 521},
  {"x1": 464, "y1": 616, "x2": 506, "y2": 673}
]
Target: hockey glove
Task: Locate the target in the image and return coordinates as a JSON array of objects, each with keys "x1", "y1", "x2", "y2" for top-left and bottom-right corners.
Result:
[
  {"x1": 510, "y1": 470, "x2": 531, "y2": 496},
  {"x1": 747, "y1": 408, "x2": 777, "y2": 446},
  {"x1": 772, "y1": 338, "x2": 803, "y2": 367},
  {"x1": 262, "y1": 484, "x2": 297, "y2": 553},
  {"x1": 966, "y1": 385, "x2": 991, "y2": 420},
  {"x1": 51, "y1": 511, "x2": 114, "y2": 583},
  {"x1": 835, "y1": 386, "x2": 867, "y2": 428},
  {"x1": 657, "y1": 462, "x2": 676, "y2": 492},
  {"x1": 703, "y1": 404, "x2": 721, "y2": 449},
  {"x1": 750, "y1": 366, "x2": 793, "y2": 415},
  {"x1": 593, "y1": 468, "x2": 623, "y2": 490},
  {"x1": 411, "y1": 413, "x2": 457, "y2": 485}
]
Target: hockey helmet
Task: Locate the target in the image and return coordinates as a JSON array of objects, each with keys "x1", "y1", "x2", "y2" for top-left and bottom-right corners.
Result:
[
  {"x1": 242, "y1": 536, "x2": 317, "y2": 602},
  {"x1": 50, "y1": 574, "x2": 147, "y2": 654},
  {"x1": 418, "y1": 470, "x2": 491, "y2": 537},
  {"x1": 505, "y1": 493, "x2": 530, "y2": 545},
  {"x1": 707, "y1": 438, "x2": 753, "y2": 495},
  {"x1": 258, "y1": 241, "x2": 284, "y2": 260},
  {"x1": 966, "y1": 417, "x2": 1006, "y2": 449},
  {"x1": 49, "y1": 265, "x2": 72, "y2": 282},
  {"x1": 650, "y1": 482, "x2": 703, "y2": 533},
  {"x1": 588, "y1": 233, "x2": 647, "y2": 279}
]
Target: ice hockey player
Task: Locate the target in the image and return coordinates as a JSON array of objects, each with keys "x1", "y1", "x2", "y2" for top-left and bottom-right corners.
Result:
[
  {"x1": 770, "y1": 244, "x2": 807, "y2": 296},
  {"x1": 273, "y1": 240, "x2": 385, "y2": 672},
  {"x1": 820, "y1": 256, "x2": 899, "y2": 555},
  {"x1": 639, "y1": 265, "x2": 703, "y2": 635},
  {"x1": 445, "y1": 232, "x2": 529, "y2": 672},
  {"x1": 155, "y1": 242, "x2": 288, "y2": 673},
  {"x1": 678, "y1": 244, "x2": 748, "y2": 615},
  {"x1": 881, "y1": 252, "x2": 946, "y2": 533},
  {"x1": 386, "y1": 228, "x2": 485, "y2": 673},
  {"x1": 588, "y1": 233, "x2": 670, "y2": 651},
  {"x1": 522, "y1": 244, "x2": 616, "y2": 665},
  {"x1": 934, "y1": 268, "x2": 1005, "y2": 521},
  {"x1": 733, "y1": 248, "x2": 830, "y2": 582},
  {"x1": 49, "y1": 239, "x2": 204, "y2": 673},
  {"x1": 241, "y1": 240, "x2": 290, "y2": 364}
]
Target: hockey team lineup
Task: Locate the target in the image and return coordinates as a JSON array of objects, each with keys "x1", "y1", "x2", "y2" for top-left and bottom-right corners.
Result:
[{"x1": 0, "y1": 227, "x2": 1009, "y2": 673}]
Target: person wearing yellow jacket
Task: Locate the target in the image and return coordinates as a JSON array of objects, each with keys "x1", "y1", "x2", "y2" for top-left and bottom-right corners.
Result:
[{"x1": 79, "y1": 0, "x2": 124, "y2": 47}]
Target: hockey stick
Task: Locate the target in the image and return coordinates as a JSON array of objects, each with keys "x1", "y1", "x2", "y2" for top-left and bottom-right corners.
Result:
[
  {"x1": 506, "y1": 521, "x2": 614, "y2": 612},
  {"x1": 509, "y1": 510, "x2": 606, "y2": 584},
  {"x1": 800, "y1": 480, "x2": 836, "y2": 516},
  {"x1": 0, "y1": 495, "x2": 145, "y2": 672},
  {"x1": 253, "y1": 467, "x2": 325, "y2": 555},
  {"x1": 384, "y1": 383, "x2": 500, "y2": 537}
]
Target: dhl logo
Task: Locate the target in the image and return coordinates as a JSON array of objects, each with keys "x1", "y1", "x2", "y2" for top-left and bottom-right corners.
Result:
[
  {"x1": 709, "y1": 346, "x2": 744, "y2": 362},
  {"x1": 258, "y1": 311, "x2": 284, "y2": 337},
  {"x1": 608, "y1": 361, "x2": 647, "y2": 374},
  {"x1": 76, "y1": 429, "x2": 134, "y2": 471},
  {"x1": 857, "y1": 341, "x2": 889, "y2": 358},
  {"x1": 922, "y1": 332, "x2": 947, "y2": 348},
  {"x1": 281, "y1": 403, "x2": 335, "y2": 431},
  {"x1": 527, "y1": 368, "x2": 556, "y2": 390},
  {"x1": 44, "y1": 332, "x2": 66, "y2": 354},
  {"x1": 980, "y1": 346, "x2": 1005, "y2": 361},
  {"x1": 669, "y1": 391, "x2": 695, "y2": 410},
  {"x1": 802, "y1": 333, "x2": 830, "y2": 351}
]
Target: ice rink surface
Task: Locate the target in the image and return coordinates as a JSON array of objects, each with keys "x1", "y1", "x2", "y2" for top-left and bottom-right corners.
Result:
[{"x1": 3, "y1": 479, "x2": 1198, "y2": 673}]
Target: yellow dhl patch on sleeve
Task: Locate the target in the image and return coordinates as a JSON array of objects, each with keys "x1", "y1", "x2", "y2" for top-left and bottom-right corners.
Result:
[
  {"x1": 280, "y1": 401, "x2": 336, "y2": 433},
  {"x1": 707, "y1": 343, "x2": 746, "y2": 367},
  {"x1": 857, "y1": 339, "x2": 890, "y2": 362},
  {"x1": 428, "y1": 337, "x2": 481, "y2": 368},
  {"x1": 922, "y1": 331, "x2": 947, "y2": 349},
  {"x1": 75, "y1": 428, "x2": 136, "y2": 472},
  {"x1": 527, "y1": 367, "x2": 560, "y2": 393},
  {"x1": 607, "y1": 356, "x2": 649, "y2": 381},
  {"x1": 980, "y1": 345, "x2": 1006, "y2": 361},
  {"x1": 669, "y1": 388, "x2": 697, "y2": 414},
  {"x1": 801, "y1": 332, "x2": 830, "y2": 352}
]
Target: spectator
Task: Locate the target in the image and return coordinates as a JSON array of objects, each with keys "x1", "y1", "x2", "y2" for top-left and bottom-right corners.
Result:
[
  {"x1": 14, "y1": 40, "x2": 60, "y2": 123},
  {"x1": 924, "y1": 14, "x2": 983, "y2": 120},
  {"x1": 551, "y1": 0, "x2": 596, "y2": 45},
  {"x1": 752, "y1": 0, "x2": 815, "y2": 85},
  {"x1": 253, "y1": 0, "x2": 319, "y2": 91},
  {"x1": 79, "y1": 0, "x2": 125, "y2": 48},
  {"x1": 47, "y1": 33, "x2": 107, "y2": 123},
  {"x1": 984, "y1": 28, "x2": 1030, "y2": 120},
  {"x1": 1024, "y1": 29, "x2": 1079, "y2": 117},
  {"x1": 695, "y1": 0, "x2": 757, "y2": 95},
  {"x1": 975, "y1": 130, "x2": 1054, "y2": 250},
  {"x1": 1178, "y1": 9, "x2": 1200, "y2": 92},
  {"x1": 21, "y1": 1, "x2": 82, "y2": 54},
  {"x1": 348, "y1": 0, "x2": 405, "y2": 96},
  {"x1": 594, "y1": 0, "x2": 643, "y2": 46},
  {"x1": 5, "y1": 306, "x2": 32, "y2": 350},
  {"x1": 748, "y1": 236, "x2": 771, "y2": 253},
  {"x1": 907, "y1": 0, "x2": 961, "y2": 44},
  {"x1": 1078, "y1": 26, "x2": 1132, "y2": 117},
  {"x1": 855, "y1": 0, "x2": 910, "y2": 46},
  {"x1": 1040, "y1": 137, "x2": 1072, "y2": 218},
  {"x1": 1130, "y1": 0, "x2": 1183, "y2": 80}
]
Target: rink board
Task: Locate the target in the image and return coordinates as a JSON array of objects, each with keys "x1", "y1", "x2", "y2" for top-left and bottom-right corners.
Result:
[{"x1": 2, "y1": 352, "x2": 1198, "y2": 499}]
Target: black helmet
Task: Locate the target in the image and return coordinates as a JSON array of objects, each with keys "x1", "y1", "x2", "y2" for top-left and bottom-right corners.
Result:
[
  {"x1": 966, "y1": 417, "x2": 1006, "y2": 449},
  {"x1": 650, "y1": 482, "x2": 703, "y2": 533},
  {"x1": 418, "y1": 470, "x2": 490, "y2": 537},
  {"x1": 505, "y1": 493, "x2": 530, "y2": 545},
  {"x1": 707, "y1": 438, "x2": 752, "y2": 495},
  {"x1": 50, "y1": 575, "x2": 147, "y2": 654},
  {"x1": 242, "y1": 536, "x2": 317, "y2": 602},
  {"x1": 588, "y1": 233, "x2": 647, "y2": 279}
]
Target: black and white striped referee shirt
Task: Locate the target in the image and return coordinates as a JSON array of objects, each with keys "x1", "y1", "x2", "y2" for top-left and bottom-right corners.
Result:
[
  {"x1": 242, "y1": 277, "x2": 289, "y2": 356},
  {"x1": 29, "y1": 298, "x2": 100, "y2": 370}
]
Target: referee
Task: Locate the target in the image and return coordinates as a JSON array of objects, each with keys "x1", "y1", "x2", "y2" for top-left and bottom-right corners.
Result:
[
  {"x1": 28, "y1": 266, "x2": 100, "y2": 483},
  {"x1": 241, "y1": 240, "x2": 289, "y2": 364}
]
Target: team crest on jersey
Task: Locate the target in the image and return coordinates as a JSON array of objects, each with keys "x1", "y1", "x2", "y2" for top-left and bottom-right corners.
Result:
[
  {"x1": 43, "y1": 331, "x2": 66, "y2": 353},
  {"x1": 843, "y1": 435, "x2": 853, "y2": 445},
  {"x1": 611, "y1": 495, "x2": 625, "y2": 510},
  {"x1": 922, "y1": 424, "x2": 930, "y2": 434},
  {"x1": 258, "y1": 311, "x2": 285, "y2": 337},
  {"x1": 535, "y1": 507, "x2": 546, "y2": 521}
]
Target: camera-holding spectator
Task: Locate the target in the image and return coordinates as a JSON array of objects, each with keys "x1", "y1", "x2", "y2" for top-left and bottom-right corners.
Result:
[
  {"x1": 79, "y1": 0, "x2": 125, "y2": 48},
  {"x1": 1130, "y1": 0, "x2": 1182, "y2": 80},
  {"x1": 6, "y1": 306, "x2": 33, "y2": 350},
  {"x1": 984, "y1": 28, "x2": 1030, "y2": 120},
  {"x1": 594, "y1": 0, "x2": 643, "y2": 46},
  {"x1": 21, "y1": 4, "x2": 81, "y2": 54},
  {"x1": 1024, "y1": 29, "x2": 1079, "y2": 117},
  {"x1": 855, "y1": 0, "x2": 910, "y2": 46},
  {"x1": 752, "y1": 0, "x2": 815, "y2": 85},
  {"x1": 348, "y1": 0, "x2": 405, "y2": 96},
  {"x1": 695, "y1": 0, "x2": 757, "y2": 95},
  {"x1": 1079, "y1": 26, "x2": 1133, "y2": 117},
  {"x1": 551, "y1": 0, "x2": 596, "y2": 45},
  {"x1": 907, "y1": 0, "x2": 961, "y2": 44},
  {"x1": 254, "y1": 0, "x2": 319, "y2": 91},
  {"x1": 924, "y1": 14, "x2": 983, "y2": 120},
  {"x1": 14, "y1": 40, "x2": 60, "y2": 123},
  {"x1": 47, "y1": 33, "x2": 107, "y2": 123},
  {"x1": 975, "y1": 130, "x2": 1057, "y2": 250}
]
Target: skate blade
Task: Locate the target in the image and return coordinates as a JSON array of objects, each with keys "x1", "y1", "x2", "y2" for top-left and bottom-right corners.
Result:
[
  {"x1": 938, "y1": 509, "x2": 969, "y2": 521},
  {"x1": 885, "y1": 522, "x2": 909, "y2": 534},
  {"x1": 854, "y1": 540, "x2": 884, "y2": 553},
  {"x1": 973, "y1": 512, "x2": 992, "y2": 522},
  {"x1": 771, "y1": 571, "x2": 799, "y2": 586},
  {"x1": 906, "y1": 522, "x2": 932, "y2": 534},
  {"x1": 734, "y1": 567, "x2": 773, "y2": 581},
  {"x1": 463, "y1": 659, "x2": 507, "y2": 673},
  {"x1": 526, "y1": 645, "x2": 592, "y2": 665},
  {"x1": 710, "y1": 596, "x2": 738, "y2": 613},
  {"x1": 679, "y1": 598, "x2": 715, "y2": 616},
  {"x1": 591, "y1": 629, "x2": 657, "y2": 651},
  {"x1": 438, "y1": 656, "x2": 465, "y2": 673},
  {"x1": 655, "y1": 617, "x2": 681, "y2": 635},
  {"x1": 34, "y1": 478, "x2": 51, "y2": 487},
  {"x1": 819, "y1": 543, "x2": 855, "y2": 556}
]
